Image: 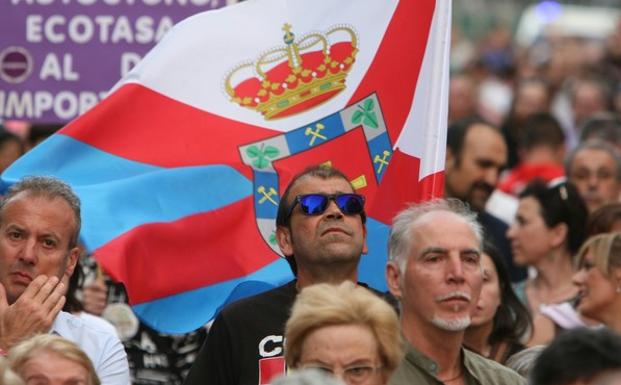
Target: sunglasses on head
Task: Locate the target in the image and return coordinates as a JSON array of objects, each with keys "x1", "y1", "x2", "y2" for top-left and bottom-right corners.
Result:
[{"x1": 287, "y1": 193, "x2": 365, "y2": 218}]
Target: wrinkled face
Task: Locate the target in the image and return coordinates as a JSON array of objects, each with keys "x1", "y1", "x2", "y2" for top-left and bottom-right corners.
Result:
[
  {"x1": 573, "y1": 251, "x2": 619, "y2": 322},
  {"x1": 569, "y1": 148, "x2": 621, "y2": 213},
  {"x1": 277, "y1": 176, "x2": 367, "y2": 272},
  {"x1": 299, "y1": 324, "x2": 383, "y2": 385},
  {"x1": 470, "y1": 253, "x2": 501, "y2": 327},
  {"x1": 0, "y1": 192, "x2": 79, "y2": 304},
  {"x1": 507, "y1": 197, "x2": 557, "y2": 266},
  {"x1": 19, "y1": 351, "x2": 90, "y2": 385},
  {"x1": 387, "y1": 211, "x2": 482, "y2": 333},
  {"x1": 445, "y1": 124, "x2": 507, "y2": 212}
]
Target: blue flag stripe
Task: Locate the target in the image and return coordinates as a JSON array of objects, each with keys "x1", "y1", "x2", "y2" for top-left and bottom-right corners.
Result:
[
  {"x1": 3, "y1": 134, "x2": 162, "y2": 186},
  {"x1": 3, "y1": 135, "x2": 253, "y2": 251}
]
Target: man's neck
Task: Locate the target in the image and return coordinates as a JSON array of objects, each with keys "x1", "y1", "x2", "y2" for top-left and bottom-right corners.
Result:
[
  {"x1": 402, "y1": 316, "x2": 464, "y2": 380},
  {"x1": 296, "y1": 264, "x2": 359, "y2": 290}
]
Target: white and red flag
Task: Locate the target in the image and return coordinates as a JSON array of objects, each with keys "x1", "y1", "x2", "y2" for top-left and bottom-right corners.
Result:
[{"x1": 2, "y1": 0, "x2": 451, "y2": 333}]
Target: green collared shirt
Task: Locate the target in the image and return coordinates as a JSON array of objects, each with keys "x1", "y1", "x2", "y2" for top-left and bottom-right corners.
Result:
[{"x1": 389, "y1": 341, "x2": 526, "y2": 385}]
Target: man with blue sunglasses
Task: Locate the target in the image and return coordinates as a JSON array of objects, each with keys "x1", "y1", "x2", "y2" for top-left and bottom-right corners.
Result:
[{"x1": 185, "y1": 165, "x2": 380, "y2": 385}]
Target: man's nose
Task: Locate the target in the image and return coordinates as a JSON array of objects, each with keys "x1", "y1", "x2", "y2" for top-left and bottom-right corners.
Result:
[
  {"x1": 446, "y1": 254, "x2": 465, "y2": 283},
  {"x1": 587, "y1": 174, "x2": 599, "y2": 188},
  {"x1": 19, "y1": 238, "x2": 37, "y2": 264},
  {"x1": 324, "y1": 199, "x2": 343, "y2": 218},
  {"x1": 483, "y1": 167, "x2": 500, "y2": 187}
]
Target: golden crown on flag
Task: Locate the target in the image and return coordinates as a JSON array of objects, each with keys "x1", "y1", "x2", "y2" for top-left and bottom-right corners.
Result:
[{"x1": 225, "y1": 23, "x2": 358, "y2": 120}]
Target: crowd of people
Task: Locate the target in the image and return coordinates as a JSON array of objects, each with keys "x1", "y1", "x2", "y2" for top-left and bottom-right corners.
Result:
[{"x1": 3, "y1": 5, "x2": 621, "y2": 385}]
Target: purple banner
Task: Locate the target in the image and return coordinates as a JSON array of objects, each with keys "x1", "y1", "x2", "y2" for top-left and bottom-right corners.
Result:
[{"x1": 0, "y1": 0, "x2": 233, "y2": 123}]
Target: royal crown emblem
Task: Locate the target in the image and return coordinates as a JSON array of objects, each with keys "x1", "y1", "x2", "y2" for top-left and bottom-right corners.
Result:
[{"x1": 225, "y1": 23, "x2": 358, "y2": 120}]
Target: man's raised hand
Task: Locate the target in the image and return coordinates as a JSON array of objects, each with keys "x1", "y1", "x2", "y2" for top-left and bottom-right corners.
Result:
[{"x1": 0, "y1": 275, "x2": 66, "y2": 350}]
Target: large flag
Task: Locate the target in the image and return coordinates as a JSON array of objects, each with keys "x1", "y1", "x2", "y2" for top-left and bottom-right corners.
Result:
[{"x1": 2, "y1": 0, "x2": 451, "y2": 334}]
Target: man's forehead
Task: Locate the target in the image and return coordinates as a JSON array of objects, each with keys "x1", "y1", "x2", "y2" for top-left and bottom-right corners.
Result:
[
  {"x1": 1, "y1": 191, "x2": 76, "y2": 226},
  {"x1": 289, "y1": 175, "x2": 354, "y2": 195},
  {"x1": 4, "y1": 190, "x2": 69, "y2": 208},
  {"x1": 573, "y1": 148, "x2": 615, "y2": 166},
  {"x1": 465, "y1": 123, "x2": 504, "y2": 146},
  {"x1": 411, "y1": 211, "x2": 478, "y2": 245}
]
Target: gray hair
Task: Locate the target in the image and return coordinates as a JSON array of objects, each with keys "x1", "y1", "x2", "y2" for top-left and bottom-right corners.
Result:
[
  {"x1": 505, "y1": 345, "x2": 545, "y2": 379},
  {"x1": 388, "y1": 198, "x2": 482, "y2": 272},
  {"x1": 565, "y1": 139, "x2": 621, "y2": 182},
  {"x1": 1, "y1": 176, "x2": 81, "y2": 248}
]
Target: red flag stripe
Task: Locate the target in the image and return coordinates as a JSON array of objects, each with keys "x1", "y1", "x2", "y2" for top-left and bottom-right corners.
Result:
[
  {"x1": 61, "y1": 84, "x2": 277, "y2": 174},
  {"x1": 94, "y1": 196, "x2": 277, "y2": 304}
]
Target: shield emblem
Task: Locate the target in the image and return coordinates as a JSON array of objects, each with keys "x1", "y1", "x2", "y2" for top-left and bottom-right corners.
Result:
[{"x1": 239, "y1": 92, "x2": 393, "y2": 255}]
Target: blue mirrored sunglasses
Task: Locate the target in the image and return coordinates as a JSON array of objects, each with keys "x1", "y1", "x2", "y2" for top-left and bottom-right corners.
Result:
[{"x1": 287, "y1": 193, "x2": 365, "y2": 218}]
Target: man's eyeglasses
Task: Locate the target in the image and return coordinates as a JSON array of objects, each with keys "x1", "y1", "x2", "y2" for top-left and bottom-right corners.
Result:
[
  {"x1": 300, "y1": 364, "x2": 382, "y2": 384},
  {"x1": 287, "y1": 193, "x2": 365, "y2": 219}
]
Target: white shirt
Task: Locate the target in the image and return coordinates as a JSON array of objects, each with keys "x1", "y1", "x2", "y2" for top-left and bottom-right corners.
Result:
[
  {"x1": 51, "y1": 311, "x2": 130, "y2": 385},
  {"x1": 77, "y1": 311, "x2": 119, "y2": 337}
]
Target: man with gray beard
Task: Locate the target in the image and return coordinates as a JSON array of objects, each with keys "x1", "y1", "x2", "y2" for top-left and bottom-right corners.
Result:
[{"x1": 386, "y1": 199, "x2": 525, "y2": 385}]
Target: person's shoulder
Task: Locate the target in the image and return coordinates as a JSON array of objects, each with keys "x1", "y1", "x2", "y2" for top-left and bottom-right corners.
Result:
[
  {"x1": 464, "y1": 349, "x2": 526, "y2": 384},
  {"x1": 360, "y1": 284, "x2": 399, "y2": 313},
  {"x1": 77, "y1": 312, "x2": 119, "y2": 336},
  {"x1": 219, "y1": 280, "x2": 297, "y2": 316},
  {"x1": 53, "y1": 311, "x2": 122, "y2": 346}
]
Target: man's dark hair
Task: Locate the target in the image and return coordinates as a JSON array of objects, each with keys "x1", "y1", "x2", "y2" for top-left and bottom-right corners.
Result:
[
  {"x1": 447, "y1": 116, "x2": 496, "y2": 165},
  {"x1": 519, "y1": 180, "x2": 587, "y2": 255},
  {"x1": 275, "y1": 165, "x2": 366, "y2": 275},
  {"x1": 0, "y1": 176, "x2": 81, "y2": 249},
  {"x1": 520, "y1": 113, "x2": 565, "y2": 151},
  {"x1": 531, "y1": 328, "x2": 621, "y2": 385},
  {"x1": 579, "y1": 112, "x2": 621, "y2": 146}
]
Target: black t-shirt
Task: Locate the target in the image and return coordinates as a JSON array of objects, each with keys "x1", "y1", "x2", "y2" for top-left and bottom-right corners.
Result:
[
  {"x1": 183, "y1": 280, "x2": 393, "y2": 385},
  {"x1": 184, "y1": 280, "x2": 297, "y2": 385}
]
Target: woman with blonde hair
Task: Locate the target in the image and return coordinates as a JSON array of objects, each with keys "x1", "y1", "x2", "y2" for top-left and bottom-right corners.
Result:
[
  {"x1": 573, "y1": 232, "x2": 621, "y2": 332},
  {"x1": 7, "y1": 334, "x2": 100, "y2": 385},
  {"x1": 284, "y1": 281, "x2": 402, "y2": 385}
]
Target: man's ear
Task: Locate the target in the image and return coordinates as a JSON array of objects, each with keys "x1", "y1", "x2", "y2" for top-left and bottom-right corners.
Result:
[
  {"x1": 386, "y1": 262, "x2": 403, "y2": 299},
  {"x1": 64, "y1": 247, "x2": 80, "y2": 279},
  {"x1": 362, "y1": 225, "x2": 368, "y2": 255},
  {"x1": 276, "y1": 226, "x2": 294, "y2": 257}
]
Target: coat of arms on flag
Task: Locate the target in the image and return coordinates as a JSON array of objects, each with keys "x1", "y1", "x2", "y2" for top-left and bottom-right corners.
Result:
[
  {"x1": 240, "y1": 92, "x2": 393, "y2": 255},
  {"x1": 225, "y1": 23, "x2": 358, "y2": 120},
  {"x1": 2, "y1": 0, "x2": 451, "y2": 333}
]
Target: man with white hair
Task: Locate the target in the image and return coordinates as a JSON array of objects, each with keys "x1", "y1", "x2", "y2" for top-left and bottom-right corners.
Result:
[{"x1": 386, "y1": 199, "x2": 524, "y2": 385}]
